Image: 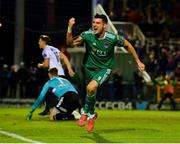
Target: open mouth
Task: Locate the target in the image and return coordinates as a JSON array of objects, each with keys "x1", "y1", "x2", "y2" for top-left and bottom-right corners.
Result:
[{"x1": 93, "y1": 27, "x2": 98, "y2": 33}]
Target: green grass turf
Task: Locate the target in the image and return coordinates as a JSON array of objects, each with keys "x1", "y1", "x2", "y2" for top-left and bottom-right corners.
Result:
[{"x1": 0, "y1": 107, "x2": 180, "y2": 143}]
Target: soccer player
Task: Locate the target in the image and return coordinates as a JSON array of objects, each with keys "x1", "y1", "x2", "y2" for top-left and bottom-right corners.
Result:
[
  {"x1": 66, "y1": 13, "x2": 145, "y2": 132},
  {"x1": 38, "y1": 35, "x2": 74, "y2": 76},
  {"x1": 38, "y1": 35, "x2": 75, "y2": 115},
  {"x1": 26, "y1": 67, "x2": 81, "y2": 121}
]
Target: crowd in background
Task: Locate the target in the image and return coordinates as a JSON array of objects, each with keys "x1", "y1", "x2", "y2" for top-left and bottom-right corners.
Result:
[
  {"x1": 145, "y1": 41, "x2": 180, "y2": 81},
  {"x1": 104, "y1": 0, "x2": 180, "y2": 95},
  {"x1": 105, "y1": 0, "x2": 180, "y2": 37},
  {"x1": 0, "y1": 62, "x2": 47, "y2": 99},
  {"x1": 107, "y1": 0, "x2": 179, "y2": 24}
]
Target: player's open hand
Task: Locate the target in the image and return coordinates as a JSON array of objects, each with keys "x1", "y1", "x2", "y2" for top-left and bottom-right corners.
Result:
[{"x1": 68, "y1": 17, "x2": 75, "y2": 27}]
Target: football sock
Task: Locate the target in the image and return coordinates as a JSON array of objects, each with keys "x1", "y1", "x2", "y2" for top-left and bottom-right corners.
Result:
[{"x1": 83, "y1": 93, "x2": 96, "y2": 115}]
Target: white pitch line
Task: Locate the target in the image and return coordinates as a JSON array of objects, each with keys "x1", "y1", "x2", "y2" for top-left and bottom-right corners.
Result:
[{"x1": 0, "y1": 128, "x2": 42, "y2": 143}]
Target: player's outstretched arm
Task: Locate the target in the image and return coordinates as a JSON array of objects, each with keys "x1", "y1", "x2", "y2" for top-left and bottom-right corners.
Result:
[{"x1": 124, "y1": 39, "x2": 145, "y2": 72}]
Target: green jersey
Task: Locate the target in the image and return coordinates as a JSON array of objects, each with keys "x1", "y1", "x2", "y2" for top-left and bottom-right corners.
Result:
[{"x1": 80, "y1": 30, "x2": 124, "y2": 69}]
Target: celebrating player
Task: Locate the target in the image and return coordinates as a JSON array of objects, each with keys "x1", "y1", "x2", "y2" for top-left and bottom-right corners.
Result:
[
  {"x1": 26, "y1": 67, "x2": 81, "y2": 121},
  {"x1": 66, "y1": 13, "x2": 145, "y2": 132},
  {"x1": 38, "y1": 35, "x2": 75, "y2": 115}
]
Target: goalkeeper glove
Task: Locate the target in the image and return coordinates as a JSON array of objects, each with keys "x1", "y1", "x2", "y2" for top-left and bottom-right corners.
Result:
[{"x1": 26, "y1": 109, "x2": 34, "y2": 120}]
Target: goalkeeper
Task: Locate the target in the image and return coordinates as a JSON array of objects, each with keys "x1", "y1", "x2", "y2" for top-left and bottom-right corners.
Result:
[{"x1": 26, "y1": 67, "x2": 81, "y2": 121}]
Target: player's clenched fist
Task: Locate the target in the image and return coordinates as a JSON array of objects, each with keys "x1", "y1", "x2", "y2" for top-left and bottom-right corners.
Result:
[
  {"x1": 68, "y1": 17, "x2": 75, "y2": 27},
  {"x1": 136, "y1": 60, "x2": 145, "y2": 72}
]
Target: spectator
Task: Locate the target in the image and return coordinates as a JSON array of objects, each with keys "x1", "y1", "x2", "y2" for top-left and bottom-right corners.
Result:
[
  {"x1": 17, "y1": 62, "x2": 29, "y2": 98},
  {"x1": 133, "y1": 70, "x2": 145, "y2": 101},
  {"x1": 26, "y1": 66, "x2": 38, "y2": 98},
  {"x1": 9, "y1": 65, "x2": 19, "y2": 98},
  {"x1": 0, "y1": 64, "x2": 10, "y2": 98},
  {"x1": 157, "y1": 75, "x2": 177, "y2": 110},
  {"x1": 112, "y1": 70, "x2": 123, "y2": 100}
]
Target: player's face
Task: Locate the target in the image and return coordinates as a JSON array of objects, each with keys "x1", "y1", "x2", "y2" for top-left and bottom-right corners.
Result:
[
  {"x1": 92, "y1": 18, "x2": 106, "y2": 36},
  {"x1": 38, "y1": 38, "x2": 46, "y2": 49}
]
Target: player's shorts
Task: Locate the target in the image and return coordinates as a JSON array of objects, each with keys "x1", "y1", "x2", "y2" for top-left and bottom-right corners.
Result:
[
  {"x1": 55, "y1": 91, "x2": 80, "y2": 114},
  {"x1": 84, "y1": 67, "x2": 111, "y2": 85}
]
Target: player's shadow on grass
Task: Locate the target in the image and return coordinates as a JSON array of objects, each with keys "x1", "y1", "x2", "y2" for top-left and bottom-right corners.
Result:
[
  {"x1": 81, "y1": 132, "x2": 115, "y2": 143},
  {"x1": 81, "y1": 128, "x2": 161, "y2": 143},
  {"x1": 97, "y1": 128, "x2": 162, "y2": 133}
]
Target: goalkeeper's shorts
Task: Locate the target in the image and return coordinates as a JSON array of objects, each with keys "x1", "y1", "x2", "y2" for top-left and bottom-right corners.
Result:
[{"x1": 55, "y1": 91, "x2": 80, "y2": 114}]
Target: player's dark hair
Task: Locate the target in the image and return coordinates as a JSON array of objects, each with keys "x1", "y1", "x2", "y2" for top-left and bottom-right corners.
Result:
[
  {"x1": 94, "y1": 13, "x2": 108, "y2": 24},
  {"x1": 48, "y1": 67, "x2": 58, "y2": 76},
  {"x1": 40, "y1": 35, "x2": 51, "y2": 44}
]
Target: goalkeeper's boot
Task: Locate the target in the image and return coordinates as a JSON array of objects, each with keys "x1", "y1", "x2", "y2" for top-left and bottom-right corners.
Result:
[
  {"x1": 78, "y1": 114, "x2": 88, "y2": 127},
  {"x1": 87, "y1": 112, "x2": 98, "y2": 133}
]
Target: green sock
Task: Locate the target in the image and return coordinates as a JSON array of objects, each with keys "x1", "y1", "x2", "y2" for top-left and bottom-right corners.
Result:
[{"x1": 83, "y1": 94, "x2": 96, "y2": 115}]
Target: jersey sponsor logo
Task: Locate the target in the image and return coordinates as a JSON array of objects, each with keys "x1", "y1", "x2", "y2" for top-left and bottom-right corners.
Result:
[
  {"x1": 92, "y1": 48, "x2": 108, "y2": 56},
  {"x1": 96, "y1": 49, "x2": 108, "y2": 56}
]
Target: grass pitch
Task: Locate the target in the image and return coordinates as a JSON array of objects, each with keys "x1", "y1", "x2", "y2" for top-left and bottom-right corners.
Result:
[{"x1": 0, "y1": 107, "x2": 180, "y2": 143}]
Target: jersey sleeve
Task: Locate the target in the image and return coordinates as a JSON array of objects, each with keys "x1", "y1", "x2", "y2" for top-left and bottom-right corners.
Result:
[
  {"x1": 115, "y1": 35, "x2": 125, "y2": 47},
  {"x1": 42, "y1": 49, "x2": 50, "y2": 59},
  {"x1": 31, "y1": 82, "x2": 49, "y2": 111},
  {"x1": 80, "y1": 31, "x2": 87, "y2": 41},
  {"x1": 56, "y1": 48, "x2": 60, "y2": 53},
  {"x1": 79, "y1": 29, "x2": 92, "y2": 41}
]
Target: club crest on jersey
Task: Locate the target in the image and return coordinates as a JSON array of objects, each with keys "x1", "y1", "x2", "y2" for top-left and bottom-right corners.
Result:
[{"x1": 104, "y1": 42, "x2": 110, "y2": 48}]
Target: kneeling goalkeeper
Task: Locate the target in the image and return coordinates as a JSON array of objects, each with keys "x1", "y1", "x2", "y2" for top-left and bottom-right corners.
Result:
[{"x1": 26, "y1": 67, "x2": 81, "y2": 121}]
